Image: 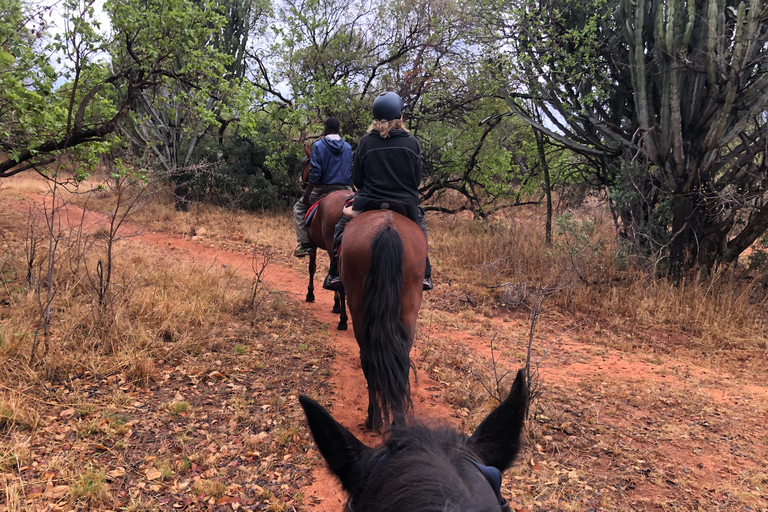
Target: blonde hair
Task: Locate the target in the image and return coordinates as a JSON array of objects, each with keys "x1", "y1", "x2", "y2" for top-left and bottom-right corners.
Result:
[{"x1": 368, "y1": 118, "x2": 409, "y2": 138}]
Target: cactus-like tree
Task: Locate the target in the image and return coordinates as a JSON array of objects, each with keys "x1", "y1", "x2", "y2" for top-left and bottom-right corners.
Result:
[{"x1": 502, "y1": 0, "x2": 768, "y2": 276}]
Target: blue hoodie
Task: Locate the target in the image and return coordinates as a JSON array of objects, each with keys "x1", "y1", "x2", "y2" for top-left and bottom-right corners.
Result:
[{"x1": 309, "y1": 135, "x2": 353, "y2": 186}]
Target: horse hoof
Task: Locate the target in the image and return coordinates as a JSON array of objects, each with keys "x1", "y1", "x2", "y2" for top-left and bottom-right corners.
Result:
[
  {"x1": 306, "y1": 295, "x2": 315, "y2": 303},
  {"x1": 337, "y1": 322, "x2": 347, "y2": 331}
]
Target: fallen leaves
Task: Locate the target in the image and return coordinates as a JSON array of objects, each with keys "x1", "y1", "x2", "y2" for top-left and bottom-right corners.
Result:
[
  {"x1": 0, "y1": 308, "x2": 334, "y2": 511},
  {"x1": 145, "y1": 468, "x2": 163, "y2": 480}
]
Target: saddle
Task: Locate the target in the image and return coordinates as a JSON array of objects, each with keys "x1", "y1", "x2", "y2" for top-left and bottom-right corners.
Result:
[
  {"x1": 363, "y1": 199, "x2": 407, "y2": 216},
  {"x1": 342, "y1": 197, "x2": 408, "y2": 219}
]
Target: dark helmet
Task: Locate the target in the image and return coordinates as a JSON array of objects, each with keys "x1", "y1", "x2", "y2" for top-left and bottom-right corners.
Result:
[{"x1": 372, "y1": 92, "x2": 404, "y2": 121}]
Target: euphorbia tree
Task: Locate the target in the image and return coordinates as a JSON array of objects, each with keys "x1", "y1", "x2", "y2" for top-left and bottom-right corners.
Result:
[{"x1": 501, "y1": 0, "x2": 768, "y2": 275}]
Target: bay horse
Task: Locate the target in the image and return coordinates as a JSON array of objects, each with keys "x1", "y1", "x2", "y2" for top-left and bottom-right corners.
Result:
[
  {"x1": 339, "y1": 209, "x2": 427, "y2": 430},
  {"x1": 300, "y1": 142, "x2": 349, "y2": 330},
  {"x1": 306, "y1": 189, "x2": 350, "y2": 330},
  {"x1": 299, "y1": 369, "x2": 529, "y2": 512}
]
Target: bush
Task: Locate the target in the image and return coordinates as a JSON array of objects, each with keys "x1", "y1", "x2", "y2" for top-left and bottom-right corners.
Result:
[{"x1": 184, "y1": 125, "x2": 303, "y2": 210}]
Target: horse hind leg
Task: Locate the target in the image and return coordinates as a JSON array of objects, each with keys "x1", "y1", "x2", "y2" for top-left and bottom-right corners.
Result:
[
  {"x1": 306, "y1": 253, "x2": 316, "y2": 303},
  {"x1": 335, "y1": 290, "x2": 347, "y2": 330}
]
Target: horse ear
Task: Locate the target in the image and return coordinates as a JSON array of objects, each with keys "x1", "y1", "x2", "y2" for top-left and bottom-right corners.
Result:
[
  {"x1": 467, "y1": 369, "x2": 529, "y2": 471},
  {"x1": 299, "y1": 395, "x2": 373, "y2": 492}
]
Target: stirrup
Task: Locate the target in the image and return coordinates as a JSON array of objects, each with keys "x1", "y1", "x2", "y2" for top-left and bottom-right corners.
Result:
[
  {"x1": 294, "y1": 244, "x2": 314, "y2": 257},
  {"x1": 423, "y1": 277, "x2": 433, "y2": 291}
]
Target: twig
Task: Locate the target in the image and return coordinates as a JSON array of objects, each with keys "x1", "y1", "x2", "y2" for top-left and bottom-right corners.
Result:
[{"x1": 249, "y1": 246, "x2": 272, "y2": 310}]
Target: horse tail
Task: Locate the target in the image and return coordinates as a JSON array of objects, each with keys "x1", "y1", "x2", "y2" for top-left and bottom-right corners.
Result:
[{"x1": 361, "y1": 224, "x2": 413, "y2": 424}]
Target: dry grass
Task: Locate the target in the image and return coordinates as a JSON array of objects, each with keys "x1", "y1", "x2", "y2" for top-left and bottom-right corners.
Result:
[
  {"x1": 57, "y1": 176, "x2": 768, "y2": 361},
  {"x1": 0, "y1": 179, "x2": 335, "y2": 510},
  {"x1": 415, "y1": 323, "x2": 767, "y2": 511},
  {"x1": 60, "y1": 173, "x2": 295, "y2": 251},
  {"x1": 423, "y1": 205, "x2": 768, "y2": 358},
  {"x1": 0, "y1": 211, "x2": 252, "y2": 385}
]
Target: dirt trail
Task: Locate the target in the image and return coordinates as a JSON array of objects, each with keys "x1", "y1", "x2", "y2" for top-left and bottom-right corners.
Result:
[
  {"x1": 137, "y1": 231, "x2": 454, "y2": 511},
  {"x1": 7, "y1": 193, "x2": 768, "y2": 511}
]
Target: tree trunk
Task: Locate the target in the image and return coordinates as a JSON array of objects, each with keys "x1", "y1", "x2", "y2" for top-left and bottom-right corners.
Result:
[
  {"x1": 669, "y1": 195, "x2": 693, "y2": 280},
  {"x1": 536, "y1": 132, "x2": 553, "y2": 245}
]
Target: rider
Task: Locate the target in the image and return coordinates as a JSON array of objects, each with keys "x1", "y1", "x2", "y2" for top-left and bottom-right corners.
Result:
[
  {"x1": 323, "y1": 91, "x2": 433, "y2": 291},
  {"x1": 293, "y1": 117, "x2": 354, "y2": 257}
]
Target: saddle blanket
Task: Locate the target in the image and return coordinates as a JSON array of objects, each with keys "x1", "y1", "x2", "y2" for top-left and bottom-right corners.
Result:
[{"x1": 304, "y1": 199, "x2": 322, "y2": 226}]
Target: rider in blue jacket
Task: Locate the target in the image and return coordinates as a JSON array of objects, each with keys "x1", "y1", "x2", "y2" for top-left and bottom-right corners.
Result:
[{"x1": 293, "y1": 118, "x2": 354, "y2": 257}]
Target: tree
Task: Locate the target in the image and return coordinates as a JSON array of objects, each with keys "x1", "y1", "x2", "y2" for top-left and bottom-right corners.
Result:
[
  {"x1": 118, "y1": 0, "x2": 268, "y2": 210},
  {"x1": 0, "y1": 0, "x2": 234, "y2": 180},
  {"x1": 501, "y1": 0, "x2": 768, "y2": 276},
  {"x1": 251, "y1": 0, "x2": 544, "y2": 213}
]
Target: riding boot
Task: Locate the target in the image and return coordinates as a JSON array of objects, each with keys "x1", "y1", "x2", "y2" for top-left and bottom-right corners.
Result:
[
  {"x1": 423, "y1": 256, "x2": 433, "y2": 291},
  {"x1": 323, "y1": 214, "x2": 348, "y2": 291},
  {"x1": 323, "y1": 255, "x2": 341, "y2": 291}
]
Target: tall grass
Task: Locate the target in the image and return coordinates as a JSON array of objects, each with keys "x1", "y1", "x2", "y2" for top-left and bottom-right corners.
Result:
[{"x1": 0, "y1": 205, "x2": 259, "y2": 385}]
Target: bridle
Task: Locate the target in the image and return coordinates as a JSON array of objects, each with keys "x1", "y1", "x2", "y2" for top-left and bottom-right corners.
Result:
[{"x1": 457, "y1": 445, "x2": 509, "y2": 510}]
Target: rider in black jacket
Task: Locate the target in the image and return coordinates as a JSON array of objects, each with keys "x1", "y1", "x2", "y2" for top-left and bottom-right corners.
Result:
[{"x1": 323, "y1": 92, "x2": 432, "y2": 291}]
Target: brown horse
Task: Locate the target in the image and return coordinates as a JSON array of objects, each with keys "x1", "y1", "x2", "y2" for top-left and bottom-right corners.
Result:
[
  {"x1": 306, "y1": 189, "x2": 350, "y2": 330},
  {"x1": 298, "y1": 144, "x2": 349, "y2": 330},
  {"x1": 299, "y1": 145, "x2": 312, "y2": 190},
  {"x1": 340, "y1": 209, "x2": 427, "y2": 430}
]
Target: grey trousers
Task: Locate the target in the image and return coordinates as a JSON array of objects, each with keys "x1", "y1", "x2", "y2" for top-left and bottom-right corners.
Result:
[{"x1": 293, "y1": 186, "x2": 352, "y2": 244}]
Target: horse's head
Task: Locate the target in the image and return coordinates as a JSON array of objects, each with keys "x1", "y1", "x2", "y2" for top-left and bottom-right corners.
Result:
[
  {"x1": 299, "y1": 153, "x2": 311, "y2": 189},
  {"x1": 300, "y1": 369, "x2": 528, "y2": 512}
]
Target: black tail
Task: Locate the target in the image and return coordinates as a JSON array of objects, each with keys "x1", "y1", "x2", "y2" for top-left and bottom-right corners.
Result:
[{"x1": 361, "y1": 225, "x2": 413, "y2": 426}]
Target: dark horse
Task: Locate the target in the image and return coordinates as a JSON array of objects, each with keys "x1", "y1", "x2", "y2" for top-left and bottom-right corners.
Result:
[
  {"x1": 300, "y1": 369, "x2": 529, "y2": 512},
  {"x1": 340, "y1": 209, "x2": 427, "y2": 430},
  {"x1": 298, "y1": 148, "x2": 349, "y2": 330}
]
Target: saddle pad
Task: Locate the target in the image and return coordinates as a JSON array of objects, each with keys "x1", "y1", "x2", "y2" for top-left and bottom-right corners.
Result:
[{"x1": 304, "y1": 199, "x2": 322, "y2": 226}]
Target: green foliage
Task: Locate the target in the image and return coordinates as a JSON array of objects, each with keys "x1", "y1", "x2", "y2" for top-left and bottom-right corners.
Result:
[
  {"x1": 1, "y1": 0, "x2": 242, "y2": 181},
  {"x1": 0, "y1": 0, "x2": 93, "y2": 164},
  {"x1": 555, "y1": 212, "x2": 608, "y2": 283},
  {"x1": 256, "y1": 0, "x2": 548, "y2": 212},
  {"x1": 189, "y1": 115, "x2": 303, "y2": 210},
  {"x1": 748, "y1": 233, "x2": 768, "y2": 276}
]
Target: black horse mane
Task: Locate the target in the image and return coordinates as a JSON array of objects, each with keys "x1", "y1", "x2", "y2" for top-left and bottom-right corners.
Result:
[{"x1": 350, "y1": 422, "x2": 494, "y2": 512}]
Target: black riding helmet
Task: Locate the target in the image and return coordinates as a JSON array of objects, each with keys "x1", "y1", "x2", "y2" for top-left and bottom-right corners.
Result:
[{"x1": 372, "y1": 92, "x2": 404, "y2": 121}]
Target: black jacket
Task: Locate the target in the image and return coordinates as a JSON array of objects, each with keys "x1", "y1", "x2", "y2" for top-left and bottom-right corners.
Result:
[{"x1": 352, "y1": 129, "x2": 421, "y2": 217}]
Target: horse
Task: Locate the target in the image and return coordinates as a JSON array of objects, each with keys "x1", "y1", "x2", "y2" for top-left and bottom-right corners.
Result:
[
  {"x1": 299, "y1": 145, "x2": 349, "y2": 330},
  {"x1": 299, "y1": 369, "x2": 529, "y2": 512},
  {"x1": 298, "y1": 145, "x2": 312, "y2": 190},
  {"x1": 306, "y1": 189, "x2": 350, "y2": 330},
  {"x1": 339, "y1": 209, "x2": 427, "y2": 430}
]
